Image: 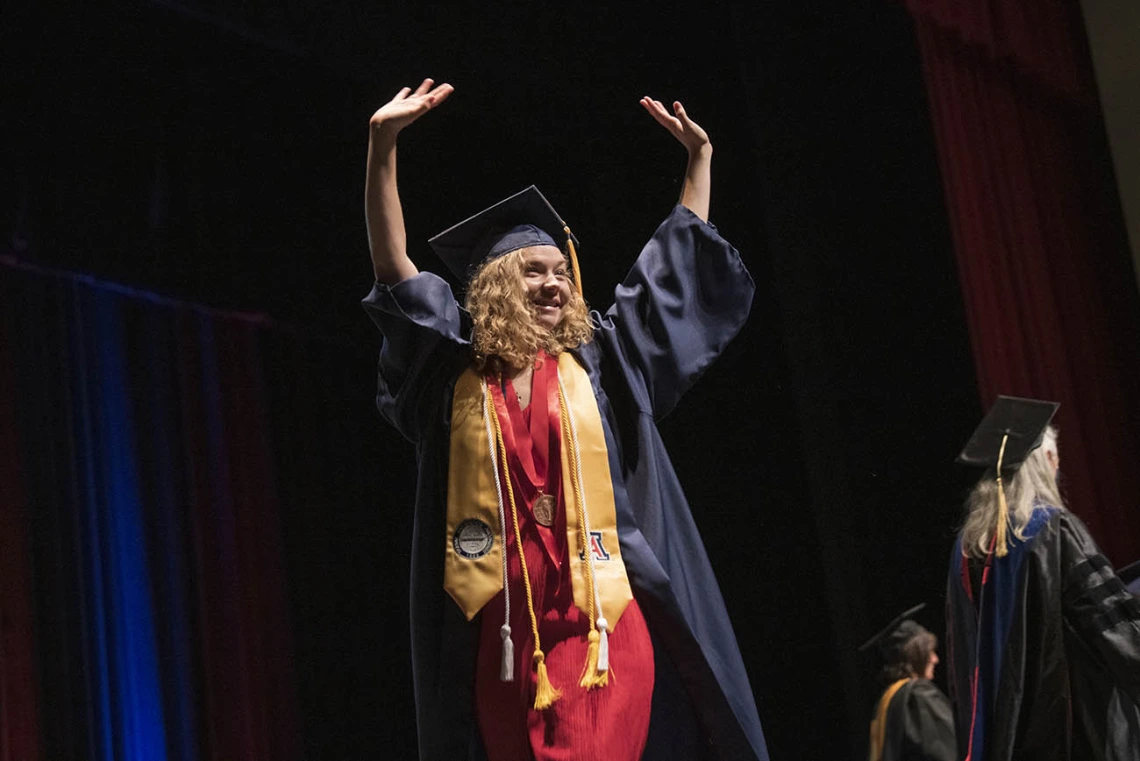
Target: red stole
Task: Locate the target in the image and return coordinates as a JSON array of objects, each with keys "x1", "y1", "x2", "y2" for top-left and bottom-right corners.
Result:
[{"x1": 487, "y1": 352, "x2": 563, "y2": 564}]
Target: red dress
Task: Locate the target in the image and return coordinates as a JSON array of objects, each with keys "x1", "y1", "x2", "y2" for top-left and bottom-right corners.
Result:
[{"x1": 474, "y1": 356, "x2": 654, "y2": 761}]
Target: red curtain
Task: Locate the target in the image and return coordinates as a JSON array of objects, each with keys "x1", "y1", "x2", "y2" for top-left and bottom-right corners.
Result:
[
  {"x1": 905, "y1": 0, "x2": 1091, "y2": 98},
  {"x1": 905, "y1": 0, "x2": 1140, "y2": 563}
]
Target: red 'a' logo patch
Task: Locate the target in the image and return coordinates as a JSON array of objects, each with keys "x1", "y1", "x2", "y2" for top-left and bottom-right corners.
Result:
[{"x1": 578, "y1": 530, "x2": 611, "y2": 562}]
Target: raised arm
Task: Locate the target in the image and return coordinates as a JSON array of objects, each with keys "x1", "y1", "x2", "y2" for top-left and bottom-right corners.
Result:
[
  {"x1": 639, "y1": 97, "x2": 712, "y2": 221},
  {"x1": 365, "y1": 78, "x2": 454, "y2": 284}
]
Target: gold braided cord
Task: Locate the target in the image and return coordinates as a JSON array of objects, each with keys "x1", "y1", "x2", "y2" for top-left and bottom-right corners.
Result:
[
  {"x1": 489, "y1": 379, "x2": 560, "y2": 708},
  {"x1": 559, "y1": 382, "x2": 598, "y2": 630},
  {"x1": 559, "y1": 378, "x2": 608, "y2": 688}
]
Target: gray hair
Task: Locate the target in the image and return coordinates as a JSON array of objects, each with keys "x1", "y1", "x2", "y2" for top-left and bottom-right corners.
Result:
[{"x1": 960, "y1": 425, "x2": 1063, "y2": 558}]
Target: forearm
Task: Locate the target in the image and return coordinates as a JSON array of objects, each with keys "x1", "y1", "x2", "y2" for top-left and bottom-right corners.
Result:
[
  {"x1": 678, "y1": 144, "x2": 712, "y2": 222},
  {"x1": 365, "y1": 126, "x2": 418, "y2": 285}
]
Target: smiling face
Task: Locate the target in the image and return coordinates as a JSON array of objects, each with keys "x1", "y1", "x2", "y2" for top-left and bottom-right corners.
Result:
[
  {"x1": 465, "y1": 244, "x2": 593, "y2": 373},
  {"x1": 520, "y1": 245, "x2": 573, "y2": 330}
]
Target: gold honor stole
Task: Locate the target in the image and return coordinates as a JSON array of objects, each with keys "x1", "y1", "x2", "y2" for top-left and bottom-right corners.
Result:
[
  {"x1": 443, "y1": 352, "x2": 633, "y2": 630},
  {"x1": 868, "y1": 678, "x2": 910, "y2": 761}
]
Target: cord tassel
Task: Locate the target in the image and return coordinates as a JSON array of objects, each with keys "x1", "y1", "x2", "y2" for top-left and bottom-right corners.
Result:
[
  {"x1": 533, "y1": 650, "x2": 561, "y2": 710},
  {"x1": 994, "y1": 479, "x2": 1010, "y2": 557},
  {"x1": 578, "y1": 630, "x2": 605, "y2": 689},
  {"x1": 994, "y1": 434, "x2": 1011, "y2": 558},
  {"x1": 596, "y1": 617, "x2": 609, "y2": 672},
  {"x1": 499, "y1": 624, "x2": 514, "y2": 682},
  {"x1": 579, "y1": 616, "x2": 611, "y2": 688},
  {"x1": 563, "y1": 225, "x2": 583, "y2": 298}
]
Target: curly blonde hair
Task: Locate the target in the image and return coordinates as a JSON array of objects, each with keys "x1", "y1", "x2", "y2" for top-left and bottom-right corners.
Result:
[{"x1": 465, "y1": 247, "x2": 594, "y2": 373}]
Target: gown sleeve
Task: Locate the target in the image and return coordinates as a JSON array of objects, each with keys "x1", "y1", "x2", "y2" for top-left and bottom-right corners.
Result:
[
  {"x1": 1059, "y1": 511, "x2": 1140, "y2": 703},
  {"x1": 596, "y1": 204, "x2": 755, "y2": 420},
  {"x1": 361, "y1": 272, "x2": 470, "y2": 442}
]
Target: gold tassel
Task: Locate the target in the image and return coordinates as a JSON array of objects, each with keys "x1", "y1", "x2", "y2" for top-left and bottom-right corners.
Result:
[
  {"x1": 994, "y1": 475, "x2": 1010, "y2": 557},
  {"x1": 579, "y1": 629, "x2": 609, "y2": 689},
  {"x1": 563, "y1": 225, "x2": 583, "y2": 298},
  {"x1": 994, "y1": 433, "x2": 1011, "y2": 558},
  {"x1": 533, "y1": 650, "x2": 561, "y2": 710}
]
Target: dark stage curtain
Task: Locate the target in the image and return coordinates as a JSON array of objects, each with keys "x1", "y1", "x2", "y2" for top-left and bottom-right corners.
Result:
[
  {"x1": 905, "y1": 0, "x2": 1140, "y2": 563},
  {"x1": 0, "y1": 292, "x2": 40, "y2": 761},
  {"x1": 0, "y1": 259, "x2": 301, "y2": 761}
]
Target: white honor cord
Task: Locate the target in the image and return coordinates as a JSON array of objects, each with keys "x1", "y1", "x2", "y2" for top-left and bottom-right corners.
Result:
[
  {"x1": 482, "y1": 380, "x2": 514, "y2": 682},
  {"x1": 558, "y1": 374, "x2": 609, "y2": 671}
]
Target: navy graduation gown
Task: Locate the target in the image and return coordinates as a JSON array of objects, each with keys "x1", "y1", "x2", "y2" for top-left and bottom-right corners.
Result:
[{"x1": 362, "y1": 205, "x2": 769, "y2": 761}]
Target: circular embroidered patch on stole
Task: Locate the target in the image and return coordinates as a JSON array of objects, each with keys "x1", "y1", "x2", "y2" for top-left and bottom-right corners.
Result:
[{"x1": 453, "y1": 519, "x2": 494, "y2": 560}]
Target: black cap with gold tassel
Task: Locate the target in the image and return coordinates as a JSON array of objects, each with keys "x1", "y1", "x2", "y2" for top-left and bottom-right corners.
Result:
[
  {"x1": 957, "y1": 395, "x2": 1059, "y2": 557},
  {"x1": 428, "y1": 185, "x2": 582, "y2": 292}
]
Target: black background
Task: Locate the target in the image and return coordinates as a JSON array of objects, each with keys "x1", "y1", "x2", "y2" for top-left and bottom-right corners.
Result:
[{"x1": 5, "y1": 2, "x2": 983, "y2": 757}]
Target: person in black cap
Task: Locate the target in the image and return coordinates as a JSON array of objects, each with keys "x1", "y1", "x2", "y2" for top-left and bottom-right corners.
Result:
[
  {"x1": 360, "y1": 79, "x2": 767, "y2": 761},
  {"x1": 859, "y1": 603, "x2": 955, "y2": 761},
  {"x1": 945, "y1": 396, "x2": 1140, "y2": 761}
]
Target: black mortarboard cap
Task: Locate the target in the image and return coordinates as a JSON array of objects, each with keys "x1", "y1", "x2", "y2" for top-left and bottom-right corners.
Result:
[
  {"x1": 427, "y1": 186, "x2": 580, "y2": 285},
  {"x1": 956, "y1": 395, "x2": 1059, "y2": 473},
  {"x1": 858, "y1": 603, "x2": 928, "y2": 664}
]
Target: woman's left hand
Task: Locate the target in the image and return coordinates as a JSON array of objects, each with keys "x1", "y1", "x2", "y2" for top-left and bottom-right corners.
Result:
[{"x1": 640, "y1": 97, "x2": 711, "y2": 155}]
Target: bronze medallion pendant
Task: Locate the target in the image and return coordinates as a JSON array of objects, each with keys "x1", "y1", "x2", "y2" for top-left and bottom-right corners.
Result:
[{"x1": 533, "y1": 493, "x2": 556, "y2": 527}]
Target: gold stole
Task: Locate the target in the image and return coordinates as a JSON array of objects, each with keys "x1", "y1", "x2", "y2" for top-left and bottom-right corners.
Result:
[
  {"x1": 868, "y1": 678, "x2": 911, "y2": 761},
  {"x1": 443, "y1": 352, "x2": 633, "y2": 629}
]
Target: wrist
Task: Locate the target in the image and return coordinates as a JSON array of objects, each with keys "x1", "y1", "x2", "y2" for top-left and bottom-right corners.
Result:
[
  {"x1": 687, "y1": 142, "x2": 713, "y2": 161},
  {"x1": 369, "y1": 120, "x2": 400, "y2": 149}
]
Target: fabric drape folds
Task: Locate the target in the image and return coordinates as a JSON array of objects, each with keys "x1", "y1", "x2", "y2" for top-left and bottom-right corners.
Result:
[
  {"x1": 903, "y1": 1, "x2": 1140, "y2": 562},
  {"x1": 904, "y1": 0, "x2": 1090, "y2": 98},
  {"x1": 0, "y1": 261, "x2": 300, "y2": 761}
]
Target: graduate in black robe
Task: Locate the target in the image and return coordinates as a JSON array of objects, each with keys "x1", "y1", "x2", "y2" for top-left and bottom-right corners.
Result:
[
  {"x1": 946, "y1": 397, "x2": 1140, "y2": 761},
  {"x1": 359, "y1": 79, "x2": 768, "y2": 760},
  {"x1": 861, "y1": 603, "x2": 956, "y2": 761}
]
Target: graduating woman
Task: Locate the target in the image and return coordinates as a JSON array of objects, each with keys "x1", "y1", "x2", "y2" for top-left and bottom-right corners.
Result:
[
  {"x1": 860, "y1": 604, "x2": 955, "y2": 761},
  {"x1": 361, "y1": 79, "x2": 768, "y2": 760},
  {"x1": 946, "y1": 396, "x2": 1140, "y2": 761}
]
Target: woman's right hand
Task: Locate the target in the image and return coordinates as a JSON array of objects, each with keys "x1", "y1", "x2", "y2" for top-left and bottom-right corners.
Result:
[{"x1": 370, "y1": 78, "x2": 454, "y2": 141}]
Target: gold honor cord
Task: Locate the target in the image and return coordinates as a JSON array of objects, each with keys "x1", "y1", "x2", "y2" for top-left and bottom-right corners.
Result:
[
  {"x1": 442, "y1": 356, "x2": 633, "y2": 698},
  {"x1": 559, "y1": 380, "x2": 608, "y2": 689},
  {"x1": 994, "y1": 433, "x2": 1011, "y2": 558},
  {"x1": 553, "y1": 352, "x2": 632, "y2": 631},
  {"x1": 488, "y1": 382, "x2": 561, "y2": 710}
]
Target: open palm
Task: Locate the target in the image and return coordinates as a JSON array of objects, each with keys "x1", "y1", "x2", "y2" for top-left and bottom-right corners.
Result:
[
  {"x1": 639, "y1": 97, "x2": 710, "y2": 154},
  {"x1": 370, "y1": 78, "x2": 454, "y2": 137}
]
